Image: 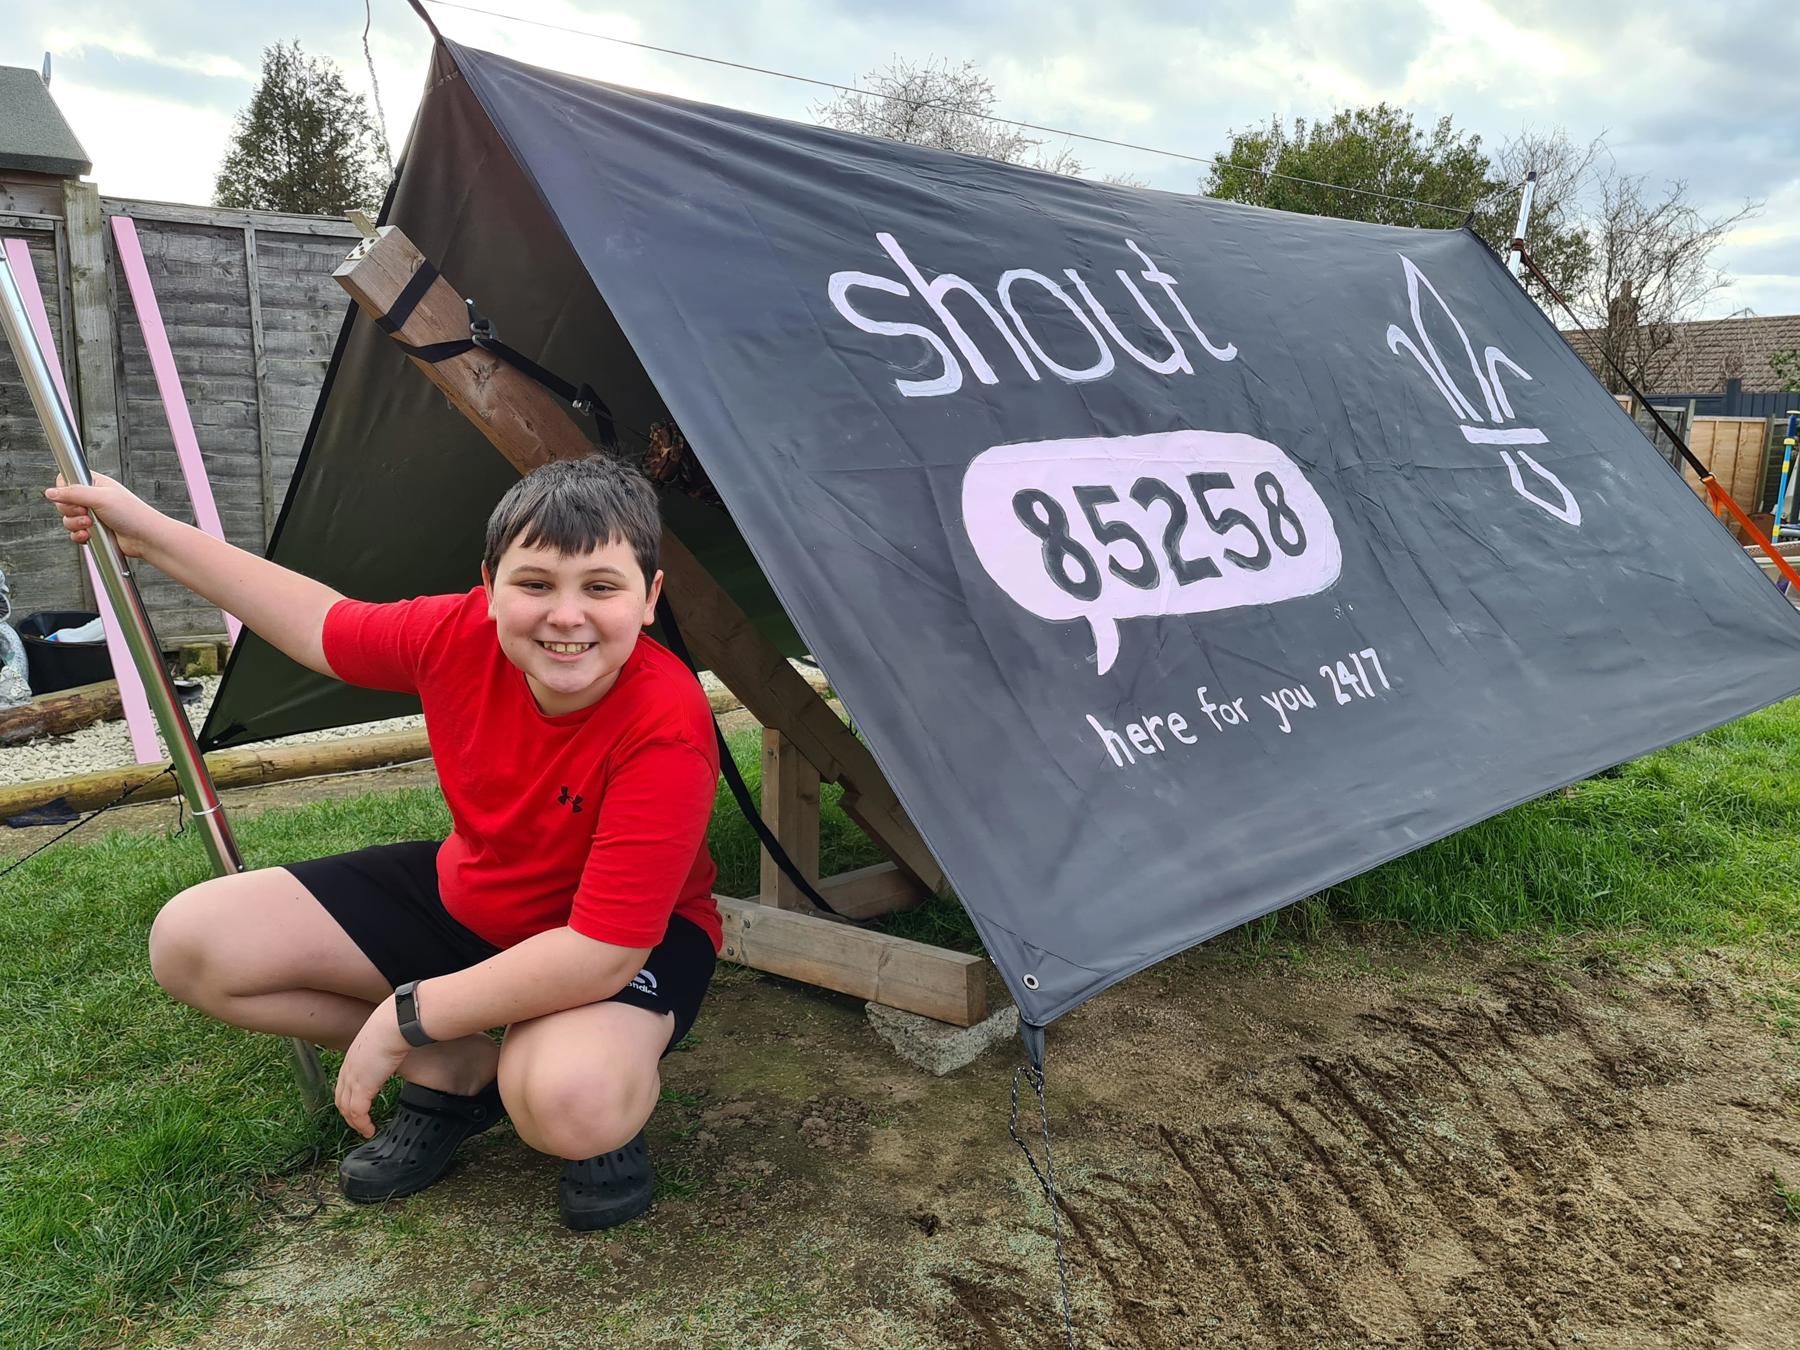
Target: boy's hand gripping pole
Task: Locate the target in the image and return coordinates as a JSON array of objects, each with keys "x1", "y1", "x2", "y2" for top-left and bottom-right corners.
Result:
[{"x1": 0, "y1": 249, "x2": 328, "y2": 1113}]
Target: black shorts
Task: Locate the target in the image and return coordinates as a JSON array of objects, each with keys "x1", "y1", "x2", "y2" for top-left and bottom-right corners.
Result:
[{"x1": 284, "y1": 840, "x2": 715, "y2": 1055}]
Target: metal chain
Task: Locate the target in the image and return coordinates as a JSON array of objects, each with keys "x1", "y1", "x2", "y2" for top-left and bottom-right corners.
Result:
[{"x1": 1009, "y1": 1064, "x2": 1077, "y2": 1349}]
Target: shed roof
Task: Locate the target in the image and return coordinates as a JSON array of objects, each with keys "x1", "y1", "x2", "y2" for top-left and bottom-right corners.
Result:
[
  {"x1": 0, "y1": 65, "x2": 91, "y2": 178},
  {"x1": 1561, "y1": 312, "x2": 1800, "y2": 395}
]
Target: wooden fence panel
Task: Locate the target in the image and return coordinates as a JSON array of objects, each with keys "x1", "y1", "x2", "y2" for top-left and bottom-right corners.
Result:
[
  {"x1": 250, "y1": 230, "x2": 355, "y2": 524},
  {"x1": 0, "y1": 183, "x2": 358, "y2": 643},
  {"x1": 0, "y1": 228, "x2": 85, "y2": 615},
  {"x1": 1684, "y1": 416, "x2": 1774, "y2": 517},
  {"x1": 113, "y1": 220, "x2": 264, "y2": 639}
]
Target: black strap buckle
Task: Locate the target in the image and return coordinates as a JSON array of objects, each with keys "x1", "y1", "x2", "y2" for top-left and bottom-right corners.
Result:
[{"x1": 466, "y1": 298, "x2": 497, "y2": 346}]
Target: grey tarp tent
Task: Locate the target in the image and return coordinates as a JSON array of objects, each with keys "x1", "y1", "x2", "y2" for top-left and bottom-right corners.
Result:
[{"x1": 205, "y1": 38, "x2": 1800, "y2": 1029}]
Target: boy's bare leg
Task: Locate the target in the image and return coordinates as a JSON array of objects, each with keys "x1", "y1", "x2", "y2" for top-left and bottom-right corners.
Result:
[
  {"x1": 498, "y1": 1001, "x2": 672, "y2": 1159},
  {"x1": 150, "y1": 868, "x2": 498, "y2": 1096}
]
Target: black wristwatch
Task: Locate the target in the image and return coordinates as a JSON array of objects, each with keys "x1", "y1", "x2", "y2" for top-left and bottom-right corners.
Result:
[{"x1": 394, "y1": 980, "x2": 435, "y2": 1047}]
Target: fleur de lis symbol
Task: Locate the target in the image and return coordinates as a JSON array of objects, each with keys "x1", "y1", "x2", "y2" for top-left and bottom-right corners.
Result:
[{"x1": 1386, "y1": 254, "x2": 1580, "y2": 528}]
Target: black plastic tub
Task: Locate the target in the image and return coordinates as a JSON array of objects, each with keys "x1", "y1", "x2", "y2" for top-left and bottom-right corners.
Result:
[{"x1": 17, "y1": 610, "x2": 112, "y2": 695}]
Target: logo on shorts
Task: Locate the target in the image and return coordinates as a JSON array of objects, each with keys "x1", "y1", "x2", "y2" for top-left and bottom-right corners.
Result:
[
  {"x1": 628, "y1": 968, "x2": 659, "y2": 998},
  {"x1": 556, "y1": 786, "x2": 584, "y2": 813}
]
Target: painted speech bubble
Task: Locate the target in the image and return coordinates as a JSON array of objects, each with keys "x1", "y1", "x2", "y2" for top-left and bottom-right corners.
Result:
[{"x1": 961, "y1": 430, "x2": 1342, "y2": 675}]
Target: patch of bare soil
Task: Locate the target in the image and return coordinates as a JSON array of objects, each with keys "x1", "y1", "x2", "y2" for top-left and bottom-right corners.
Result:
[{"x1": 162, "y1": 936, "x2": 1800, "y2": 1350}]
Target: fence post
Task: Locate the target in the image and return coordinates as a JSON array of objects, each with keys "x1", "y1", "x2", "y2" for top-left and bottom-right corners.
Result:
[
  {"x1": 242, "y1": 226, "x2": 278, "y2": 545},
  {"x1": 61, "y1": 182, "x2": 123, "y2": 484}
]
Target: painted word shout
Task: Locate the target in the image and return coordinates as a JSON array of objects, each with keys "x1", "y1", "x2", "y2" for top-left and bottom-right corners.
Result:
[{"x1": 829, "y1": 234, "x2": 1238, "y2": 399}]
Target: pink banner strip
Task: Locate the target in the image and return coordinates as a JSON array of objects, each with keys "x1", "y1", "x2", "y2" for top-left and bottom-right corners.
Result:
[
  {"x1": 4, "y1": 237, "x2": 160, "y2": 763},
  {"x1": 109, "y1": 215, "x2": 241, "y2": 645}
]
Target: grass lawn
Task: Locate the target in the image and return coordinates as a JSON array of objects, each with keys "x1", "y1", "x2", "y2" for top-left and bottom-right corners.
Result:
[{"x1": 3, "y1": 704, "x2": 1799, "y2": 1348}]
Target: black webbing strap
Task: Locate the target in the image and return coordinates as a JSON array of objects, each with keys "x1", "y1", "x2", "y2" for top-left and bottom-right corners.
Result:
[
  {"x1": 375, "y1": 266, "x2": 618, "y2": 447},
  {"x1": 475, "y1": 330, "x2": 618, "y2": 449},
  {"x1": 377, "y1": 258, "x2": 440, "y2": 335},
  {"x1": 654, "y1": 594, "x2": 846, "y2": 920},
  {"x1": 377, "y1": 258, "x2": 476, "y2": 365},
  {"x1": 1515, "y1": 249, "x2": 1710, "y2": 480}
]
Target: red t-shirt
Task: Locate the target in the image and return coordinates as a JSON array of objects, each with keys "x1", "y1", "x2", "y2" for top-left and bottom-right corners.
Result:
[{"x1": 321, "y1": 588, "x2": 721, "y2": 953}]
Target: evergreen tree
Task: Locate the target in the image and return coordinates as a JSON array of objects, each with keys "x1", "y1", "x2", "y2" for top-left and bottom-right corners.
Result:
[{"x1": 214, "y1": 40, "x2": 385, "y2": 216}]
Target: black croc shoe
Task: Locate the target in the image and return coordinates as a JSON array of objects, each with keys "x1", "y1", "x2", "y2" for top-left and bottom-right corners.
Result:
[
  {"x1": 559, "y1": 1129, "x2": 654, "y2": 1231},
  {"x1": 339, "y1": 1080, "x2": 505, "y2": 1203}
]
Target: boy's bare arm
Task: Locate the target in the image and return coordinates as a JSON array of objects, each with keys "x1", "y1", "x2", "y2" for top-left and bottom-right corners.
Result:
[
  {"x1": 46, "y1": 474, "x2": 345, "y2": 677},
  {"x1": 413, "y1": 927, "x2": 651, "y2": 1039}
]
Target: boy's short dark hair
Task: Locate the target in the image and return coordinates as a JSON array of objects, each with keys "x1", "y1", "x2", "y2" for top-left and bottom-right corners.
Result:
[{"x1": 483, "y1": 456, "x2": 662, "y2": 589}]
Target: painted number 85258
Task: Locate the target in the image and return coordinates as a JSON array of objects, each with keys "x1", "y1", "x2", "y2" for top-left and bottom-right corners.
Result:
[{"x1": 1011, "y1": 470, "x2": 1308, "y2": 602}]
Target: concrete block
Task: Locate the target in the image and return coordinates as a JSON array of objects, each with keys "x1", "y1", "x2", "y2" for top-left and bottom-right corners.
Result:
[
  {"x1": 177, "y1": 643, "x2": 219, "y2": 677},
  {"x1": 865, "y1": 999, "x2": 1019, "y2": 1076}
]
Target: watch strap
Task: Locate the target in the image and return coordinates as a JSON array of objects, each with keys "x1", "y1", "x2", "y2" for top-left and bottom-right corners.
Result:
[{"x1": 394, "y1": 979, "x2": 435, "y2": 1047}]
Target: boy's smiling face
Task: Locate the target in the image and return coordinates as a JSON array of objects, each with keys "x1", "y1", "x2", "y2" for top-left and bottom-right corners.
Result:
[{"x1": 482, "y1": 535, "x2": 663, "y2": 716}]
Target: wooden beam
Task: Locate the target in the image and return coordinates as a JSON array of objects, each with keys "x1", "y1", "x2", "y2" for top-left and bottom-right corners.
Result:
[
  {"x1": 98, "y1": 198, "x2": 362, "y2": 238},
  {"x1": 0, "y1": 179, "x2": 68, "y2": 218},
  {"x1": 814, "y1": 861, "x2": 928, "y2": 922},
  {"x1": 716, "y1": 895, "x2": 985, "y2": 1026},
  {"x1": 708, "y1": 664, "x2": 828, "y2": 713},
  {"x1": 759, "y1": 729, "x2": 820, "y2": 910},
  {"x1": 658, "y1": 532, "x2": 946, "y2": 894},
  {"x1": 334, "y1": 225, "x2": 947, "y2": 896},
  {"x1": 334, "y1": 227, "x2": 580, "y2": 475}
]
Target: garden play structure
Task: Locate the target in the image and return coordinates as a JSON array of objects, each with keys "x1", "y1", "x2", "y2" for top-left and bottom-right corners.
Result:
[
  {"x1": 7, "y1": 27, "x2": 1800, "y2": 1345},
  {"x1": 10, "y1": 28, "x2": 1800, "y2": 1071}
]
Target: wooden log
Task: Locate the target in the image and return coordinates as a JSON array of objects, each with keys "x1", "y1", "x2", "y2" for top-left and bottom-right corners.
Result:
[
  {"x1": 759, "y1": 728, "x2": 820, "y2": 910},
  {"x1": 716, "y1": 895, "x2": 985, "y2": 1026},
  {"x1": 0, "y1": 727, "x2": 431, "y2": 818},
  {"x1": 0, "y1": 680, "x2": 123, "y2": 747},
  {"x1": 0, "y1": 673, "x2": 825, "y2": 815}
]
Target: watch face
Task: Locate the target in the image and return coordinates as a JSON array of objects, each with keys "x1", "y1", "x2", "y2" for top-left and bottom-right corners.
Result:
[{"x1": 395, "y1": 983, "x2": 429, "y2": 1044}]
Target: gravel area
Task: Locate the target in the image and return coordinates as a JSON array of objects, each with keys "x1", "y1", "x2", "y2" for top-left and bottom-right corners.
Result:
[{"x1": 0, "y1": 676, "x2": 425, "y2": 787}]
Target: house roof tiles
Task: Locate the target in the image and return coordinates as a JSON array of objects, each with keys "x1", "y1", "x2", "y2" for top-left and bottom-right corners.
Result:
[{"x1": 1560, "y1": 312, "x2": 1800, "y2": 395}]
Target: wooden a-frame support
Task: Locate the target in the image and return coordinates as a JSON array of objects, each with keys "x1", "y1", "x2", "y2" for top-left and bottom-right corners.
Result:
[{"x1": 335, "y1": 226, "x2": 987, "y2": 1027}]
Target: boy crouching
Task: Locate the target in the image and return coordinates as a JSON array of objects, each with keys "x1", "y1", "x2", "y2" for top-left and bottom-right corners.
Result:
[{"x1": 47, "y1": 456, "x2": 720, "y2": 1229}]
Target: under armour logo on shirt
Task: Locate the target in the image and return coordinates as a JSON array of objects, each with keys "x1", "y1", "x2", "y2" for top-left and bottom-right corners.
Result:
[{"x1": 556, "y1": 786, "x2": 584, "y2": 813}]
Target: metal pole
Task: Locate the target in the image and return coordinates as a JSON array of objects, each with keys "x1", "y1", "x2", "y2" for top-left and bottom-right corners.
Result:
[
  {"x1": 0, "y1": 250, "x2": 327, "y2": 1111},
  {"x1": 1772, "y1": 411, "x2": 1798, "y2": 546},
  {"x1": 1506, "y1": 171, "x2": 1538, "y2": 279}
]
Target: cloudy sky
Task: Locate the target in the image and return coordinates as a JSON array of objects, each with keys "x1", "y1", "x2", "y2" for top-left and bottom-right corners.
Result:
[{"x1": 6, "y1": 0, "x2": 1796, "y2": 316}]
